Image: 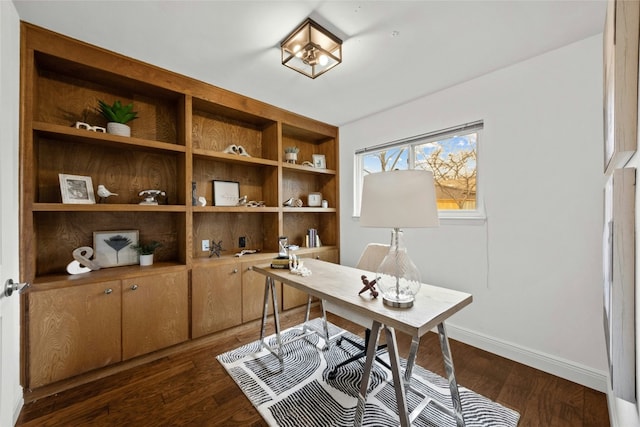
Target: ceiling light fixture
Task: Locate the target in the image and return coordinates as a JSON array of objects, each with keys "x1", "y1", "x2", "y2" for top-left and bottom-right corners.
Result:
[{"x1": 281, "y1": 18, "x2": 342, "y2": 79}]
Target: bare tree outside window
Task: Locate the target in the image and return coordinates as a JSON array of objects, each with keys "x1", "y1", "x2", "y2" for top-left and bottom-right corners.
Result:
[
  {"x1": 361, "y1": 147, "x2": 409, "y2": 174},
  {"x1": 415, "y1": 133, "x2": 477, "y2": 210},
  {"x1": 356, "y1": 127, "x2": 480, "y2": 214}
]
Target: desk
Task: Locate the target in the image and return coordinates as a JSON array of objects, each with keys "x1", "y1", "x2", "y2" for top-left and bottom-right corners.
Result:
[{"x1": 252, "y1": 259, "x2": 472, "y2": 427}]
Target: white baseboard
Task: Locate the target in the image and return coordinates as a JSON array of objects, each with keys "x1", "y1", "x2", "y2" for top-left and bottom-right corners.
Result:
[{"x1": 444, "y1": 323, "x2": 608, "y2": 392}]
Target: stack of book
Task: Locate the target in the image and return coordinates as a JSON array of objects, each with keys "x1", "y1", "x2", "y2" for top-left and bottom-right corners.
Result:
[
  {"x1": 270, "y1": 256, "x2": 290, "y2": 269},
  {"x1": 306, "y1": 228, "x2": 318, "y2": 248}
]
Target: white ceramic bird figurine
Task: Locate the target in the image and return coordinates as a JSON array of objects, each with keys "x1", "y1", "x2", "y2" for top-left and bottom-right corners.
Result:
[{"x1": 97, "y1": 184, "x2": 118, "y2": 202}]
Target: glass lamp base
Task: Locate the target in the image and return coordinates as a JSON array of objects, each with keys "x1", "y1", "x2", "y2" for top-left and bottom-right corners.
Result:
[{"x1": 382, "y1": 295, "x2": 414, "y2": 308}]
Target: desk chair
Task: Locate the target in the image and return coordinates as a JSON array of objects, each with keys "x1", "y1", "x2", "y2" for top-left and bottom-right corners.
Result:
[{"x1": 326, "y1": 243, "x2": 391, "y2": 379}]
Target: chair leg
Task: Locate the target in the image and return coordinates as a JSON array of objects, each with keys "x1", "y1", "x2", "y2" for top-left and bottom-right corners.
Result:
[{"x1": 328, "y1": 329, "x2": 390, "y2": 379}]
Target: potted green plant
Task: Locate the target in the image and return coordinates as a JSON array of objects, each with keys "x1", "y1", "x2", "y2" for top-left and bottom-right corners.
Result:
[
  {"x1": 98, "y1": 100, "x2": 139, "y2": 137},
  {"x1": 284, "y1": 146, "x2": 299, "y2": 164},
  {"x1": 130, "y1": 241, "x2": 161, "y2": 266}
]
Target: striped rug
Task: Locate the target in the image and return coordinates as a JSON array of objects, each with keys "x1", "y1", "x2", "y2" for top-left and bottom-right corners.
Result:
[{"x1": 217, "y1": 319, "x2": 520, "y2": 426}]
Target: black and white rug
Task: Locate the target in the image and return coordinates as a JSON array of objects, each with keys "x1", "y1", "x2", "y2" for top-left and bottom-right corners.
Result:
[{"x1": 217, "y1": 319, "x2": 520, "y2": 426}]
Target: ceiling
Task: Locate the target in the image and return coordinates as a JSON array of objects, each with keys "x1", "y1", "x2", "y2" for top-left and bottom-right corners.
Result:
[{"x1": 12, "y1": 0, "x2": 607, "y2": 127}]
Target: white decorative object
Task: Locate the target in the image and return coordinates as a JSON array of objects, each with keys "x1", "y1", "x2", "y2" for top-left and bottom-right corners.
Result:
[
  {"x1": 139, "y1": 254, "x2": 154, "y2": 266},
  {"x1": 97, "y1": 184, "x2": 118, "y2": 202},
  {"x1": 106, "y1": 122, "x2": 131, "y2": 137},
  {"x1": 238, "y1": 145, "x2": 250, "y2": 156},
  {"x1": 308, "y1": 192, "x2": 322, "y2": 207},
  {"x1": 223, "y1": 144, "x2": 239, "y2": 154},
  {"x1": 289, "y1": 254, "x2": 311, "y2": 277},
  {"x1": 74, "y1": 121, "x2": 105, "y2": 133},
  {"x1": 66, "y1": 246, "x2": 101, "y2": 274},
  {"x1": 285, "y1": 152, "x2": 298, "y2": 163},
  {"x1": 66, "y1": 261, "x2": 91, "y2": 275},
  {"x1": 198, "y1": 196, "x2": 207, "y2": 206}
]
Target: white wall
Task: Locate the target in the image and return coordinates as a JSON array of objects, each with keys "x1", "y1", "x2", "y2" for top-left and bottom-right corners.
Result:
[{"x1": 339, "y1": 34, "x2": 608, "y2": 391}]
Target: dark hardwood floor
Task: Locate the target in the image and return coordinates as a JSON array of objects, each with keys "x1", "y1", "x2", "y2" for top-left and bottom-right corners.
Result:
[{"x1": 17, "y1": 305, "x2": 610, "y2": 426}]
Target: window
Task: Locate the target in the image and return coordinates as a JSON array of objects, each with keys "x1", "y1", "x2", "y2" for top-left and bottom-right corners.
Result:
[{"x1": 354, "y1": 121, "x2": 482, "y2": 219}]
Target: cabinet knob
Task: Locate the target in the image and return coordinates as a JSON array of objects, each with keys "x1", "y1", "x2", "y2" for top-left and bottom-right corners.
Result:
[
  {"x1": 104, "y1": 288, "x2": 113, "y2": 295},
  {"x1": 131, "y1": 284, "x2": 138, "y2": 290},
  {"x1": 316, "y1": 256, "x2": 320, "y2": 260},
  {"x1": 232, "y1": 268, "x2": 238, "y2": 274},
  {"x1": 247, "y1": 266, "x2": 253, "y2": 271}
]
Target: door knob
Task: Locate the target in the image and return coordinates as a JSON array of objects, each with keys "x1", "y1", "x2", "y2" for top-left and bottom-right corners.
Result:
[{"x1": 4, "y1": 279, "x2": 30, "y2": 297}]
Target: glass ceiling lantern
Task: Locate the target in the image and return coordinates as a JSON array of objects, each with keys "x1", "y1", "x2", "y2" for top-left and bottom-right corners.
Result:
[{"x1": 281, "y1": 18, "x2": 342, "y2": 79}]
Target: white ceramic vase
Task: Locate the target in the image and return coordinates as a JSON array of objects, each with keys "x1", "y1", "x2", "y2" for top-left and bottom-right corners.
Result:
[
  {"x1": 285, "y1": 152, "x2": 297, "y2": 164},
  {"x1": 107, "y1": 122, "x2": 131, "y2": 137},
  {"x1": 139, "y1": 254, "x2": 154, "y2": 266}
]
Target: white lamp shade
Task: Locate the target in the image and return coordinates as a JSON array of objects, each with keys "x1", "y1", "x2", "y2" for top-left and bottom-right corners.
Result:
[{"x1": 359, "y1": 170, "x2": 439, "y2": 228}]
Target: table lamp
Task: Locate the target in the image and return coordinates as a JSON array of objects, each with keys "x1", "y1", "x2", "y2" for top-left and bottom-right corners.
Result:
[{"x1": 359, "y1": 170, "x2": 439, "y2": 308}]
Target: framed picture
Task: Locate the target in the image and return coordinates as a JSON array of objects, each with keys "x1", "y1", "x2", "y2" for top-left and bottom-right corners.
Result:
[
  {"x1": 603, "y1": 167, "x2": 636, "y2": 402},
  {"x1": 59, "y1": 174, "x2": 96, "y2": 204},
  {"x1": 308, "y1": 192, "x2": 322, "y2": 207},
  {"x1": 213, "y1": 180, "x2": 240, "y2": 206},
  {"x1": 603, "y1": 0, "x2": 639, "y2": 175},
  {"x1": 93, "y1": 230, "x2": 139, "y2": 268},
  {"x1": 312, "y1": 154, "x2": 326, "y2": 169}
]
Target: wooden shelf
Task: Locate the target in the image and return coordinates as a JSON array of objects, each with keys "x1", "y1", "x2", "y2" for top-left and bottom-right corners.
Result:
[
  {"x1": 33, "y1": 121, "x2": 186, "y2": 153},
  {"x1": 33, "y1": 203, "x2": 187, "y2": 212},
  {"x1": 282, "y1": 207, "x2": 337, "y2": 213},
  {"x1": 192, "y1": 148, "x2": 278, "y2": 167},
  {"x1": 282, "y1": 163, "x2": 336, "y2": 175}
]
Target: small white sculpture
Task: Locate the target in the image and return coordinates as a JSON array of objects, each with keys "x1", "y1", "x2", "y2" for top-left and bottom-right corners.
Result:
[
  {"x1": 66, "y1": 246, "x2": 101, "y2": 274},
  {"x1": 97, "y1": 184, "x2": 118, "y2": 202},
  {"x1": 198, "y1": 196, "x2": 207, "y2": 206},
  {"x1": 223, "y1": 144, "x2": 239, "y2": 154},
  {"x1": 289, "y1": 254, "x2": 311, "y2": 277}
]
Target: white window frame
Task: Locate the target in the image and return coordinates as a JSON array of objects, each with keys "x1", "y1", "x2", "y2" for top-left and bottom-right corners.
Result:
[{"x1": 353, "y1": 121, "x2": 485, "y2": 224}]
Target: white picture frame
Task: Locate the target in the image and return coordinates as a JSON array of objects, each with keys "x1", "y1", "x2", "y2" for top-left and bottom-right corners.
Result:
[
  {"x1": 312, "y1": 154, "x2": 326, "y2": 169},
  {"x1": 603, "y1": 167, "x2": 636, "y2": 403},
  {"x1": 213, "y1": 180, "x2": 240, "y2": 206},
  {"x1": 603, "y1": 0, "x2": 639, "y2": 175},
  {"x1": 93, "y1": 230, "x2": 139, "y2": 268},
  {"x1": 308, "y1": 192, "x2": 322, "y2": 207},
  {"x1": 59, "y1": 173, "x2": 96, "y2": 204}
]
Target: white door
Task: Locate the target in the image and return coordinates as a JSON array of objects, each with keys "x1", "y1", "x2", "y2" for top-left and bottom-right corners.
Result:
[{"x1": 0, "y1": 2, "x2": 24, "y2": 425}]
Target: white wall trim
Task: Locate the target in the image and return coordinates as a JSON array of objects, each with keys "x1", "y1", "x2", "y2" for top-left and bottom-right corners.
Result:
[{"x1": 445, "y1": 323, "x2": 608, "y2": 392}]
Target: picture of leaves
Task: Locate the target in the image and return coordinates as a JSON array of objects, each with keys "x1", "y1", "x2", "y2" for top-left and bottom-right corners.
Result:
[
  {"x1": 93, "y1": 230, "x2": 139, "y2": 268},
  {"x1": 104, "y1": 235, "x2": 132, "y2": 264}
]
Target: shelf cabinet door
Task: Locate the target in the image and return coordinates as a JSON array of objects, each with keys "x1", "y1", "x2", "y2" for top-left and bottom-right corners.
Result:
[
  {"x1": 242, "y1": 261, "x2": 281, "y2": 323},
  {"x1": 28, "y1": 280, "x2": 122, "y2": 388},
  {"x1": 191, "y1": 262, "x2": 243, "y2": 338},
  {"x1": 122, "y1": 270, "x2": 189, "y2": 360}
]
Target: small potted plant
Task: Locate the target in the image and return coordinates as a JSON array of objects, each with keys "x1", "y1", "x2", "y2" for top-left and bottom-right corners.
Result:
[
  {"x1": 98, "y1": 100, "x2": 139, "y2": 137},
  {"x1": 131, "y1": 241, "x2": 161, "y2": 266},
  {"x1": 284, "y1": 146, "x2": 299, "y2": 164}
]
